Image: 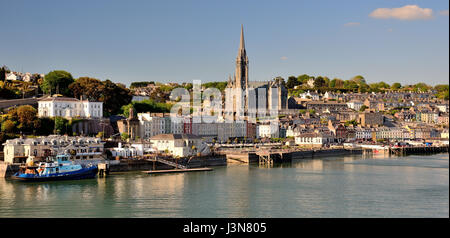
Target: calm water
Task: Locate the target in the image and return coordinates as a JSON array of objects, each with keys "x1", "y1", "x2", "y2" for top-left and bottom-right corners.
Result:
[{"x1": 0, "y1": 153, "x2": 448, "y2": 218}]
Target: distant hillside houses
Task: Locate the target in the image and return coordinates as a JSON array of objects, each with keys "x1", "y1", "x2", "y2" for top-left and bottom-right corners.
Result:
[{"x1": 5, "y1": 71, "x2": 44, "y2": 82}]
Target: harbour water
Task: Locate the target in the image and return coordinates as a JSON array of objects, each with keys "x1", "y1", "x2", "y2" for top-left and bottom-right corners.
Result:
[{"x1": 0, "y1": 153, "x2": 448, "y2": 218}]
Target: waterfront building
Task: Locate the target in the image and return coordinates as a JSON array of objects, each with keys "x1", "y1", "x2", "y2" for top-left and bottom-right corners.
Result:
[
  {"x1": 149, "y1": 134, "x2": 210, "y2": 157},
  {"x1": 192, "y1": 122, "x2": 219, "y2": 140},
  {"x1": 245, "y1": 122, "x2": 257, "y2": 140},
  {"x1": 217, "y1": 121, "x2": 247, "y2": 142},
  {"x1": 109, "y1": 142, "x2": 155, "y2": 158},
  {"x1": 38, "y1": 95, "x2": 103, "y2": 119},
  {"x1": 257, "y1": 123, "x2": 280, "y2": 138},
  {"x1": 294, "y1": 131, "x2": 334, "y2": 147},
  {"x1": 375, "y1": 127, "x2": 409, "y2": 141},
  {"x1": 328, "y1": 122, "x2": 347, "y2": 143},
  {"x1": 2, "y1": 135, "x2": 104, "y2": 164},
  {"x1": 354, "y1": 127, "x2": 372, "y2": 141}
]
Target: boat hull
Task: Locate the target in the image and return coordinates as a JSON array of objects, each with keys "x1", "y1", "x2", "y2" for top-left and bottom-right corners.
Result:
[{"x1": 12, "y1": 166, "x2": 98, "y2": 182}]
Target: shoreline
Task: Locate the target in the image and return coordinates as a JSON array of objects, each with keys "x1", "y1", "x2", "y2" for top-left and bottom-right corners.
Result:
[{"x1": 1, "y1": 148, "x2": 448, "y2": 178}]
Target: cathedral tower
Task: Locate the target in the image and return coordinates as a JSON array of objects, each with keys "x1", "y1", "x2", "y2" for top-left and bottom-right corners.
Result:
[{"x1": 235, "y1": 25, "x2": 249, "y2": 90}]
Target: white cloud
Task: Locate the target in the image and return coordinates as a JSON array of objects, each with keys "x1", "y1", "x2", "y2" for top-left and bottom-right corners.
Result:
[
  {"x1": 369, "y1": 5, "x2": 433, "y2": 20},
  {"x1": 440, "y1": 10, "x2": 449, "y2": 16},
  {"x1": 280, "y1": 56, "x2": 288, "y2": 60},
  {"x1": 344, "y1": 22, "x2": 361, "y2": 27}
]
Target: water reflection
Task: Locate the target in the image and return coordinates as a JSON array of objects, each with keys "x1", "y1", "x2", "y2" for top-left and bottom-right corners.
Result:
[{"x1": 0, "y1": 153, "x2": 448, "y2": 218}]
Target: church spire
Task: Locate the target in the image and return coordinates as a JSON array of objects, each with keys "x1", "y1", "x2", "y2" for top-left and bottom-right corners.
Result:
[
  {"x1": 237, "y1": 25, "x2": 246, "y2": 60},
  {"x1": 235, "y1": 24, "x2": 248, "y2": 90},
  {"x1": 239, "y1": 24, "x2": 245, "y2": 51}
]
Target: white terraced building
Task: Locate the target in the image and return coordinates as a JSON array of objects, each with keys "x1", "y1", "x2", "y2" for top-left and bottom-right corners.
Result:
[
  {"x1": 38, "y1": 95, "x2": 103, "y2": 119},
  {"x1": 295, "y1": 132, "x2": 334, "y2": 147},
  {"x1": 2, "y1": 135, "x2": 104, "y2": 164}
]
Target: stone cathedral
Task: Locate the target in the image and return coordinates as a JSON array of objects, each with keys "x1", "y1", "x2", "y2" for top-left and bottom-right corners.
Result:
[{"x1": 226, "y1": 25, "x2": 288, "y2": 118}]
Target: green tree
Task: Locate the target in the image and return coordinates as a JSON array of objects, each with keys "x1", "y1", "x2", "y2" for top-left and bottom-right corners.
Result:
[
  {"x1": 434, "y1": 84, "x2": 449, "y2": 100},
  {"x1": 359, "y1": 105, "x2": 368, "y2": 112},
  {"x1": 121, "y1": 99, "x2": 172, "y2": 117},
  {"x1": 413, "y1": 83, "x2": 431, "y2": 92},
  {"x1": 54, "y1": 116, "x2": 68, "y2": 134},
  {"x1": 314, "y1": 77, "x2": 326, "y2": 88},
  {"x1": 351, "y1": 75, "x2": 366, "y2": 84},
  {"x1": 69, "y1": 78, "x2": 132, "y2": 116},
  {"x1": 41, "y1": 70, "x2": 74, "y2": 96},
  {"x1": 0, "y1": 65, "x2": 9, "y2": 82},
  {"x1": 286, "y1": 76, "x2": 300, "y2": 89},
  {"x1": 130, "y1": 81, "x2": 153, "y2": 89},
  {"x1": 69, "y1": 77, "x2": 104, "y2": 100},
  {"x1": 100, "y1": 80, "x2": 132, "y2": 116},
  {"x1": 35, "y1": 117, "x2": 55, "y2": 135},
  {"x1": 16, "y1": 105, "x2": 38, "y2": 132},
  {"x1": 202, "y1": 81, "x2": 228, "y2": 92},
  {"x1": 344, "y1": 80, "x2": 359, "y2": 92},
  {"x1": 330, "y1": 78, "x2": 344, "y2": 88},
  {"x1": 1, "y1": 120, "x2": 15, "y2": 133},
  {"x1": 297, "y1": 74, "x2": 312, "y2": 84},
  {"x1": 323, "y1": 77, "x2": 330, "y2": 87},
  {"x1": 391, "y1": 83, "x2": 402, "y2": 90}
]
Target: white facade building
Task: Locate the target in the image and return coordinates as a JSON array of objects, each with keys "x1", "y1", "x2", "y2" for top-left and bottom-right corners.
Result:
[
  {"x1": 2, "y1": 136, "x2": 104, "y2": 164},
  {"x1": 257, "y1": 124, "x2": 280, "y2": 138},
  {"x1": 295, "y1": 132, "x2": 333, "y2": 146},
  {"x1": 149, "y1": 134, "x2": 210, "y2": 157},
  {"x1": 109, "y1": 142, "x2": 155, "y2": 157},
  {"x1": 38, "y1": 95, "x2": 103, "y2": 119}
]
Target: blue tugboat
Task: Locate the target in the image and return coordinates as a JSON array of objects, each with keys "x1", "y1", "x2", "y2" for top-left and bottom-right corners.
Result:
[{"x1": 12, "y1": 154, "x2": 98, "y2": 181}]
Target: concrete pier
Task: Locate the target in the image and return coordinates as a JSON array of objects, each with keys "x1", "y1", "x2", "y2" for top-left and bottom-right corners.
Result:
[
  {"x1": 0, "y1": 162, "x2": 20, "y2": 178},
  {"x1": 389, "y1": 145, "x2": 449, "y2": 156},
  {"x1": 142, "y1": 167, "x2": 213, "y2": 174},
  {"x1": 224, "y1": 148, "x2": 364, "y2": 165}
]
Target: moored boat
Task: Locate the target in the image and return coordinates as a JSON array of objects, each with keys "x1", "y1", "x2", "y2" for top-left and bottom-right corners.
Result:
[{"x1": 12, "y1": 154, "x2": 98, "y2": 181}]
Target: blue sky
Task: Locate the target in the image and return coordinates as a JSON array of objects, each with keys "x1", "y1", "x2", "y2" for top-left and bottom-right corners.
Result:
[{"x1": 1, "y1": 0, "x2": 448, "y2": 86}]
